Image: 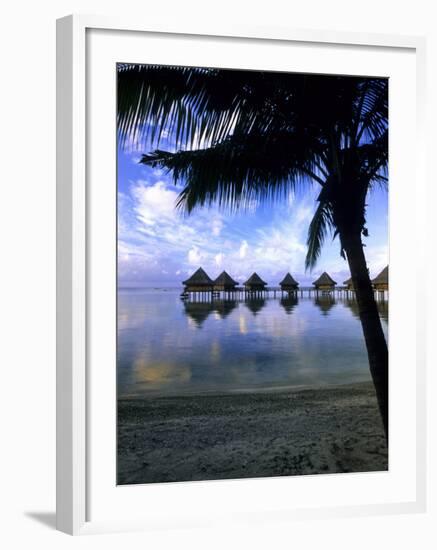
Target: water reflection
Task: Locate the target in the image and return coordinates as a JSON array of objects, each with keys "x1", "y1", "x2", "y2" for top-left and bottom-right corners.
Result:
[
  {"x1": 343, "y1": 298, "x2": 360, "y2": 320},
  {"x1": 244, "y1": 298, "x2": 267, "y2": 316},
  {"x1": 184, "y1": 299, "x2": 239, "y2": 328},
  {"x1": 133, "y1": 357, "x2": 191, "y2": 385},
  {"x1": 213, "y1": 300, "x2": 238, "y2": 319},
  {"x1": 280, "y1": 296, "x2": 298, "y2": 315},
  {"x1": 183, "y1": 301, "x2": 214, "y2": 327},
  {"x1": 117, "y1": 289, "x2": 389, "y2": 398},
  {"x1": 378, "y1": 301, "x2": 389, "y2": 324},
  {"x1": 314, "y1": 296, "x2": 336, "y2": 316},
  {"x1": 343, "y1": 298, "x2": 389, "y2": 326}
]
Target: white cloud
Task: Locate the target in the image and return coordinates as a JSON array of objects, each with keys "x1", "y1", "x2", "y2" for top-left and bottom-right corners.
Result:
[
  {"x1": 188, "y1": 246, "x2": 202, "y2": 265},
  {"x1": 215, "y1": 252, "x2": 224, "y2": 267},
  {"x1": 132, "y1": 180, "x2": 178, "y2": 227},
  {"x1": 120, "y1": 181, "x2": 316, "y2": 284},
  {"x1": 211, "y1": 218, "x2": 224, "y2": 237},
  {"x1": 365, "y1": 245, "x2": 389, "y2": 277},
  {"x1": 239, "y1": 240, "x2": 248, "y2": 259},
  {"x1": 118, "y1": 176, "x2": 387, "y2": 286}
]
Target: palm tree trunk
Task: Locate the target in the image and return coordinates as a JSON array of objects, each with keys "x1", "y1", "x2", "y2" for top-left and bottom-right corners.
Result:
[{"x1": 341, "y1": 230, "x2": 388, "y2": 440}]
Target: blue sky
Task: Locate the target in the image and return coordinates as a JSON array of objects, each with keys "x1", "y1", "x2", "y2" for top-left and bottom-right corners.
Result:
[{"x1": 117, "y1": 139, "x2": 388, "y2": 288}]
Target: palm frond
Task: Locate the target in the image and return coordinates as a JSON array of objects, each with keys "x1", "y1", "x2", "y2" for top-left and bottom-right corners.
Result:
[
  {"x1": 305, "y1": 201, "x2": 334, "y2": 271},
  {"x1": 368, "y1": 173, "x2": 388, "y2": 191},
  {"x1": 118, "y1": 65, "x2": 387, "y2": 156},
  {"x1": 118, "y1": 65, "x2": 301, "y2": 150},
  {"x1": 140, "y1": 132, "x2": 326, "y2": 213},
  {"x1": 355, "y1": 79, "x2": 388, "y2": 144},
  {"x1": 357, "y1": 129, "x2": 388, "y2": 180}
]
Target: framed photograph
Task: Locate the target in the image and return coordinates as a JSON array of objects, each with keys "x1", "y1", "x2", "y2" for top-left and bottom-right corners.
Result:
[{"x1": 56, "y1": 15, "x2": 427, "y2": 535}]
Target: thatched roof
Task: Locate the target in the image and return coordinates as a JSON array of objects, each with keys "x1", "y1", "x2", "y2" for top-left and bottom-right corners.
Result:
[
  {"x1": 313, "y1": 272, "x2": 337, "y2": 286},
  {"x1": 343, "y1": 277, "x2": 353, "y2": 285},
  {"x1": 279, "y1": 273, "x2": 299, "y2": 287},
  {"x1": 214, "y1": 270, "x2": 238, "y2": 286},
  {"x1": 372, "y1": 265, "x2": 388, "y2": 285},
  {"x1": 244, "y1": 272, "x2": 267, "y2": 286},
  {"x1": 182, "y1": 267, "x2": 214, "y2": 286}
]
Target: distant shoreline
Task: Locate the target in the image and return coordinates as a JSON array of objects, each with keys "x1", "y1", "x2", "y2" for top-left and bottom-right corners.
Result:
[
  {"x1": 118, "y1": 379, "x2": 372, "y2": 401},
  {"x1": 117, "y1": 381, "x2": 387, "y2": 485},
  {"x1": 117, "y1": 286, "x2": 185, "y2": 293}
]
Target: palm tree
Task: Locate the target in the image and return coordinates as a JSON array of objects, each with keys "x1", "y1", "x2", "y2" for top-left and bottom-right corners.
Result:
[{"x1": 117, "y1": 65, "x2": 389, "y2": 437}]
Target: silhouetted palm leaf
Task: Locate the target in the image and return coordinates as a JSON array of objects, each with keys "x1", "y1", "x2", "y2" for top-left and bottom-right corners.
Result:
[
  {"x1": 141, "y1": 131, "x2": 325, "y2": 212},
  {"x1": 305, "y1": 201, "x2": 334, "y2": 270}
]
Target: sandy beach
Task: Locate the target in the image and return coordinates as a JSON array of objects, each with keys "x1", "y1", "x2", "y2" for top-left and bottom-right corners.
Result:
[{"x1": 117, "y1": 381, "x2": 387, "y2": 484}]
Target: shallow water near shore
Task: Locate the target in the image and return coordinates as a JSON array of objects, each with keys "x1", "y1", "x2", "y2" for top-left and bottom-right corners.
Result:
[{"x1": 117, "y1": 288, "x2": 388, "y2": 399}]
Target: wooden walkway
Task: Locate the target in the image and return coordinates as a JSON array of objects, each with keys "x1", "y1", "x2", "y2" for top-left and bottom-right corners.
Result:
[{"x1": 181, "y1": 286, "x2": 388, "y2": 302}]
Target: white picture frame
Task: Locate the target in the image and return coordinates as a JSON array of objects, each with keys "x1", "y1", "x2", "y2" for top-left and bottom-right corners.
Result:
[{"x1": 56, "y1": 14, "x2": 427, "y2": 535}]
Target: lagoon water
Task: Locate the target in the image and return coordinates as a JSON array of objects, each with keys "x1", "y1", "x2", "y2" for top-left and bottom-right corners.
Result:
[{"x1": 117, "y1": 288, "x2": 388, "y2": 398}]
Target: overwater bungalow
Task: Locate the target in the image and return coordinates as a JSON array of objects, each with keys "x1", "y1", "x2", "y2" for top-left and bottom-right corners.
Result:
[
  {"x1": 372, "y1": 265, "x2": 389, "y2": 291},
  {"x1": 214, "y1": 271, "x2": 238, "y2": 293},
  {"x1": 313, "y1": 272, "x2": 337, "y2": 294},
  {"x1": 343, "y1": 276, "x2": 355, "y2": 298},
  {"x1": 182, "y1": 267, "x2": 214, "y2": 299},
  {"x1": 372, "y1": 265, "x2": 389, "y2": 300},
  {"x1": 244, "y1": 272, "x2": 267, "y2": 295},
  {"x1": 279, "y1": 273, "x2": 299, "y2": 295},
  {"x1": 343, "y1": 276, "x2": 354, "y2": 290}
]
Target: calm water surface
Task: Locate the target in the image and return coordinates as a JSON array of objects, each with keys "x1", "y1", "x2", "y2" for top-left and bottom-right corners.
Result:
[{"x1": 117, "y1": 288, "x2": 388, "y2": 398}]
